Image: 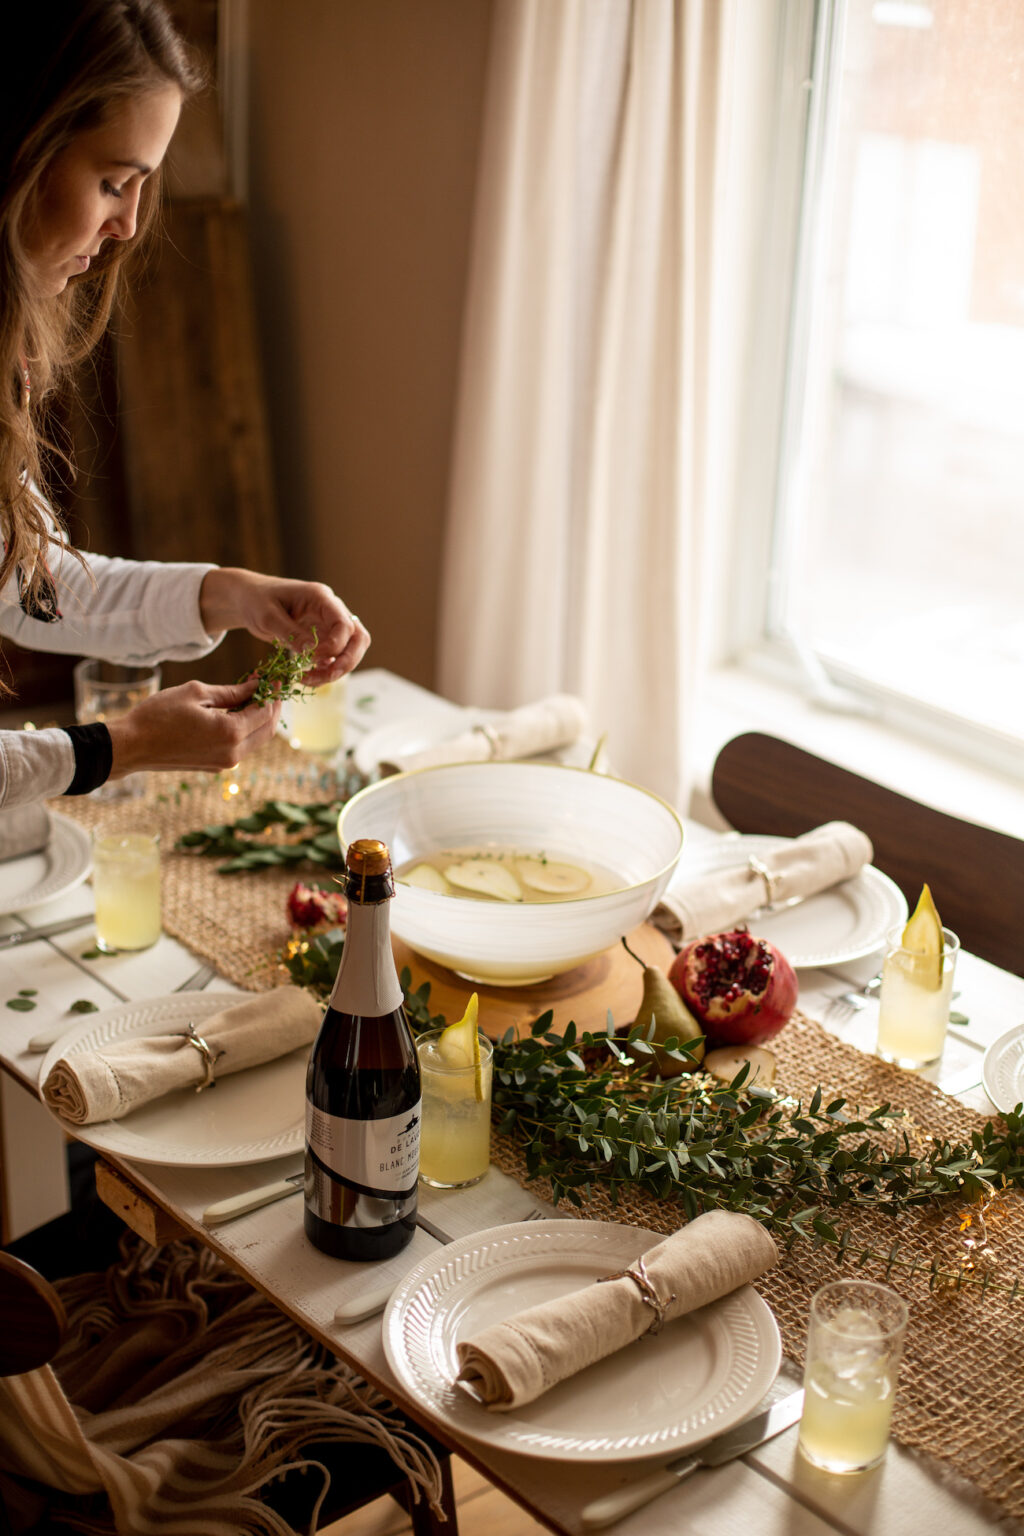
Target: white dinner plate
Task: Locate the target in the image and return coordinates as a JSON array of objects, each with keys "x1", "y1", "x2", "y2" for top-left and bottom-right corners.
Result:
[
  {"x1": 383, "y1": 1218, "x2": 781, "y2": 1462},
  {"x1": 353, "y1": 709, "x2": 597, "y2": 779},
  {"x1": 982, "y1": 1024, "x2": 1024, "y2": 1115},
  {"x1": 0, "y1": 813, "x2": 92, "y2": 916},
  {"x1": 669, "y1": 834, "x2": 907, "y2": 968},
  {"x1": 39, "y1": 993, "x2": 307, "y2": 1166}
]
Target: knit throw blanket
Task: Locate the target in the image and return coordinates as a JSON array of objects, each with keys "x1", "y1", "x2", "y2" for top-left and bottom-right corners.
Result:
[{"x1": 0, "y1": 1237, "x2": 445, "y2": 1535}]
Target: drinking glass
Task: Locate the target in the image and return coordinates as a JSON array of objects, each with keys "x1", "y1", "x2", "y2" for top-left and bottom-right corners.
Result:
[
  {"x1": 799, "y1": 1279, "x2": 908, "y2": 1474},
  {"x1": 74, "y1": 660, "x2": 161, "y2": 800},
  {"x1": 876, "y1": 924, "x2": 960, "y2": 1069},
  {"x1": 92, "y1": 831, "x2": 162, "y2": 952},
  {"x1": 416, "y1": 1027, "x2": 493, "y2": 1188},
  {"x1": 283, "y1": 679, "x2": 346, "y2": 755}
]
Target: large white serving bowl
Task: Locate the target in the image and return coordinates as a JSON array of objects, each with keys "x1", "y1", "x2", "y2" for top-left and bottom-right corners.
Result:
[{"x1": 337, "y1": 762, "x2": 683, "y2": 986}]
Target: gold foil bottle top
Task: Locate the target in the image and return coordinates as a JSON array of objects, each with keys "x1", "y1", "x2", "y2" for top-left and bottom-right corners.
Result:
[{"x1": 346, "y1": 838, "x2": 392, "y2": 878}]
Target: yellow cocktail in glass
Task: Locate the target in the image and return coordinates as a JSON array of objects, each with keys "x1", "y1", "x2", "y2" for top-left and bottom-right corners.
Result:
[
  {"x1": 92, "y1": 832, "x2": 162, "y2": 952},
  {"x1": 416, "y1": 1027, "x2": 493, "y2": 1188},
  {"x1": 876, "y1": 924, "x2": 959, "y2": 1069}
]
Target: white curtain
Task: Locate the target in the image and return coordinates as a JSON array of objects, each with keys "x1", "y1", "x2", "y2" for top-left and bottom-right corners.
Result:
[{"x1": 438, "y1": 0, "x2": 731, "y2": 808}]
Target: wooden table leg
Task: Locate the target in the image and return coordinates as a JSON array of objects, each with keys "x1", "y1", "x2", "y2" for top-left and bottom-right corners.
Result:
[{"x1": 94, "y1": 1160, "x2": 187, "y2": 1247}]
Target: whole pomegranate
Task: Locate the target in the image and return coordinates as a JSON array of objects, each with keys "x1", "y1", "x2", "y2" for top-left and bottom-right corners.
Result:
[{"x1": 668, "y1": 930, "x2": 797, "y2": 1048}]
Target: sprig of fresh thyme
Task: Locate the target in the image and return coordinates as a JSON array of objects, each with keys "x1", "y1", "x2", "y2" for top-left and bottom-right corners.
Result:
[{"x1": 233, "y1": 629, "x2": 318, "y2": 711}]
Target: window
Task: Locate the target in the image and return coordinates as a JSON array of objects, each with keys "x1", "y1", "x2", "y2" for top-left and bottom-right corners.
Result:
[{"x1": 740, "y1": 0, "x2": 1024, "y2": 776}]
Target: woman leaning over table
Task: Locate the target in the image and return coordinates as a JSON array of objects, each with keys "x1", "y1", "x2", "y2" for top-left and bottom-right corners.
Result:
[{"x1": 0, "y1": 0, "x2": 369, "y2": 811}]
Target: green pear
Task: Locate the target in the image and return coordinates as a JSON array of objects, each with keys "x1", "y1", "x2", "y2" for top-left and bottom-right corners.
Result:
[{"x1": 633, "y1": 965, "x2": 705, "y2": 1077}]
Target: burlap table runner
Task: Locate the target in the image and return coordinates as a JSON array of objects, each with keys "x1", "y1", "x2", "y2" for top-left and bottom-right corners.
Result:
[
  {"x1": 52, "y1": 739, "x2": 342, "y2": 991},
  {"x1": 492, "y1": 1013, "x2": 1024, "y2": 1527},
  {"x1": 53, "y1": 761, "x2": 1024, "y2": 1521}
]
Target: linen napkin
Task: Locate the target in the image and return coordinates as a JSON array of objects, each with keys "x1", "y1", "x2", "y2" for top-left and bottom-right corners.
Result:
[
  {"x1": 653, "y1": 820, "x2": 873, "y2": 945},
  {"x1": 455, "y1": 1210, "x2": 778, "y2": 1411},
  {"x1": 0, "y1": 803, "x2": 52, "y2": 863},
  {"x1": 42, "y1": 989, "x2": 322, "y2": 1126},
  {"x1": 379, "y1": 694, "x2": 588, "y2": 775}
]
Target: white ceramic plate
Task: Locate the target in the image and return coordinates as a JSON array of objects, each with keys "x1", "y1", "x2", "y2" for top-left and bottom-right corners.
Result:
[
  {"x1": 982, "y1": 1024, "x2": 1024, "y2": 1115},
  {"x1": 0, "y1": 813, "x2": 92, "y2": 916},
  {"x1": 39, "y1": 993, "x2": 307, "y2": 1166},
  {"x1": 353, "y1": 709, "x2": 596, "y2": 779},
  {"x1": 669, "y1": 834, "x2": 907, "y2": 968},
  {"x1": 383, "y1": 1219, "x2": 781, "y2": 1462}
]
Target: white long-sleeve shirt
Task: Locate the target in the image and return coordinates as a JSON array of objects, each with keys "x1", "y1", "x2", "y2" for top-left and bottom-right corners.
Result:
[{"x1": 0, "y1": 530, "x2": 223, "y2": 807}]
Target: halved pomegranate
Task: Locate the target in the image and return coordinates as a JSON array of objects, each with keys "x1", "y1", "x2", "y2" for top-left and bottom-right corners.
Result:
[
  {"x1": 286, "y1": 881, "x2": 347, "y2": 931},
  {"x1": 667, "y1": 930, "x2": 797, "y2": 1048}
]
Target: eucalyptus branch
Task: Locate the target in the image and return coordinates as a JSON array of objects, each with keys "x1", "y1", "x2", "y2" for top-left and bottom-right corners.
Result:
[
  {"x1": 277, "y1": 943, "x2": 1024, "y2": 1297},
  {"x1": 177, "y1": 799, "x2": 349, "y2": 874}
]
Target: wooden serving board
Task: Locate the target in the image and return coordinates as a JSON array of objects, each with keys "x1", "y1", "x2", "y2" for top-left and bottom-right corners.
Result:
[{"x1": 392, "y1": 923, "x2": 675, "y2": 1040}]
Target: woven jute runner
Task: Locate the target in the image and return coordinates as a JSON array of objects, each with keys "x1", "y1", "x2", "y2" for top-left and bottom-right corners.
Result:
[
  {"x1": 492, "y1": 1014, "x2": 1024, "y2": 1526},
  {"x1": 55, "y1": 756, "x2": 1024, "y2": 1522},
  {"x1": 53, "y1": 739, "x2": 341, "y2": 992}
]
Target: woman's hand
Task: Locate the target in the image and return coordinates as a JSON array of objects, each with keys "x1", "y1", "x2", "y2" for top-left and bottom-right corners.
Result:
[
  {"x1": 105, "y1": 679, "x2": 281, "y2": 778},
  {"x1": 198, "y1": 569, "x2": 370, "y2": 686}
]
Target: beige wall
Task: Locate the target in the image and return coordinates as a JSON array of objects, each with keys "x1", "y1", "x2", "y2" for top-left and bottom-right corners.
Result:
[{"x1": 246, "y1": 0, "x2": 493, "y2": 688}]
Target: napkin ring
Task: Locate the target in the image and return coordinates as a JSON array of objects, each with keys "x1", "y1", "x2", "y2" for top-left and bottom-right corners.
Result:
[
  {"x1": 597, "y1": 1254, "x2": 676, "y2": 1336},
  {"x1": 184, "y1": 1023, "x2": 224, "y2": 1092},
  {"x1": 472, "y1": 722, "x2": 502, "y2": 760},
  {"x1": 748, "y1": 854, "x2": 782, "y2": 910}
]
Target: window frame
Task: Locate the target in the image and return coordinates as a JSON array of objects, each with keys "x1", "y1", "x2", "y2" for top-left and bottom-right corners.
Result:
[{"x1": 717, "y1": 0, "x2": 1024, "y2": 784}]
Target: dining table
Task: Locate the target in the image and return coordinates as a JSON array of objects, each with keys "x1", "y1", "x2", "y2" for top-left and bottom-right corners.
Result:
[{"x1": 1, "y1": 665, "x2": 1022, "y2": 1536}]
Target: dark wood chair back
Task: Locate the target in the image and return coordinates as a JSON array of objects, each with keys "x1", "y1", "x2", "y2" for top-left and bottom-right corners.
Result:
[
  {"x1": 711, "y1": 732, "x2": 1024, "y2": 978},
  {"x1": 0, "y1": 1251, "x2": 66, "y2": 1376}
]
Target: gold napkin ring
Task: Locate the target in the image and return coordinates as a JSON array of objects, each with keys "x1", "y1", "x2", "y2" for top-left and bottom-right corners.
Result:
[
  {"x1": 472, "y1": 722, "x2": 502, "y2": 760},
  {"x1": 184, "y1": 1023, "x2": 225, "y2": 1092},
  {"x1": 748, "y1": 854, "x2": 781, "y2": 909},
  {"x1": 598, "y1": 1254, "x2": 676, "y2": 1336}
]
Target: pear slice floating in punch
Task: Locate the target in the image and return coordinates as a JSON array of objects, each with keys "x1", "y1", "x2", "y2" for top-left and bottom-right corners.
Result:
[
  {"x1": 444, "y1": 858, "x2": 523, "y2": 903},
  {"x1": 402, "y1": 863, "x2": 451, "y2": 894},
  {"x1": 515, "y1": 858, "x2": 591, "y2": 896}
]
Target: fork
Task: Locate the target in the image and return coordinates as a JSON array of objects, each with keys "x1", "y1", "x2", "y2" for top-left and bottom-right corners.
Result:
[{"x1": 26, "y1": 959, "x2": 218, "y2": 1054}]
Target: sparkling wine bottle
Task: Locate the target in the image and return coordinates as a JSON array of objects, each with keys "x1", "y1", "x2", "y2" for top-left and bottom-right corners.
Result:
[{"x1": 304, "y1": 838, "x2": 421, "y2": 1260}]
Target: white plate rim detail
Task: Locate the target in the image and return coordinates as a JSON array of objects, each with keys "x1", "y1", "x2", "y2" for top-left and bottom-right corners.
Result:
[
  {"x1": 982, "y1": 1023, "x2": 1024, "y2": 1116},
  {"x1": 383, "y1": 1218, "x2": 781, "y2": 1462},
  {"x1": 0, "y1": 812, "x2": 92, "y2": 916},
  {"x1": 669, "y1": 834, "x2": 907, "y2": 967},
  {"x1": 38, "y1": 993, "x2": 306, "y2": 1166}
]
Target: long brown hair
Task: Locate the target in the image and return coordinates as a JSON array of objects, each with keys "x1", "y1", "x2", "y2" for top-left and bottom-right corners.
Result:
[{"x1": 0, "y1": 0, "x2": 203, "y2": 611}]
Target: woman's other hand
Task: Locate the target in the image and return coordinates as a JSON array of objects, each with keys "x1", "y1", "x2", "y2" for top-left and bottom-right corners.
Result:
[
  {"x1": 198, "y1": 569, "x2": 370, "y2": 686},
  {"x1": 105, "y1": 679, "x2": 281, "y2": 779}
]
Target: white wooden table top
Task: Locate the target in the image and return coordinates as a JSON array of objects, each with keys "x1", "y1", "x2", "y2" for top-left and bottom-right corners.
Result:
[{"x1": 1, "y1": 667, "x2": 1020, "y2": 1536}]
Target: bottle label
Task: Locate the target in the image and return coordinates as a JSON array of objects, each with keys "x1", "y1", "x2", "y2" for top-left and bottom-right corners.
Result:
[
  {"x1": 306, "y1": 1098, "x2": 421, "y2": 1197},
  {"x1": 329, "y1": 900, "x2": 404, "y2": 1018}
]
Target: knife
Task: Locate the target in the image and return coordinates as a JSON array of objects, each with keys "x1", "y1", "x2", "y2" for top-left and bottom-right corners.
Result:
[
  {"x1": 0, "y1": 913, "x2": 94, "y2": 950},
  {"x1": 202, "y1": 1171, "x2": 304, "y2": 1225},
  {"x1": 579, "y1": 1387, "x2": 805, "y2": 1529}
]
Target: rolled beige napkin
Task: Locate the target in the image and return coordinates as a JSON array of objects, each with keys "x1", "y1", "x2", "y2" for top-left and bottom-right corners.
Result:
[
  {"x1": 0, "y1": 804, "x2": 52, "y2": 863},
  {"x1": 380, "y1": 694, "x2": 588, "y2": 775},
  {"x1": 455, "y1": 1210, "x2": 777, "y2": 1411},
  {"x1": 42, "y1": 989, "x2": 322, "y2": 1126},
  {"x1": 653, "y1": 821, "x2": 873, "y2": 945}
]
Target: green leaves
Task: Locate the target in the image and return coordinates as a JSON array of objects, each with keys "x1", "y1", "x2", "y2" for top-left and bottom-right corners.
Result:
[
  {"x1": 176, "y1": 799, "x2": 348, "y2": 874},
  {"x1": 278, "y1": 952, "x2": 1024, "y2": 1298}
]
